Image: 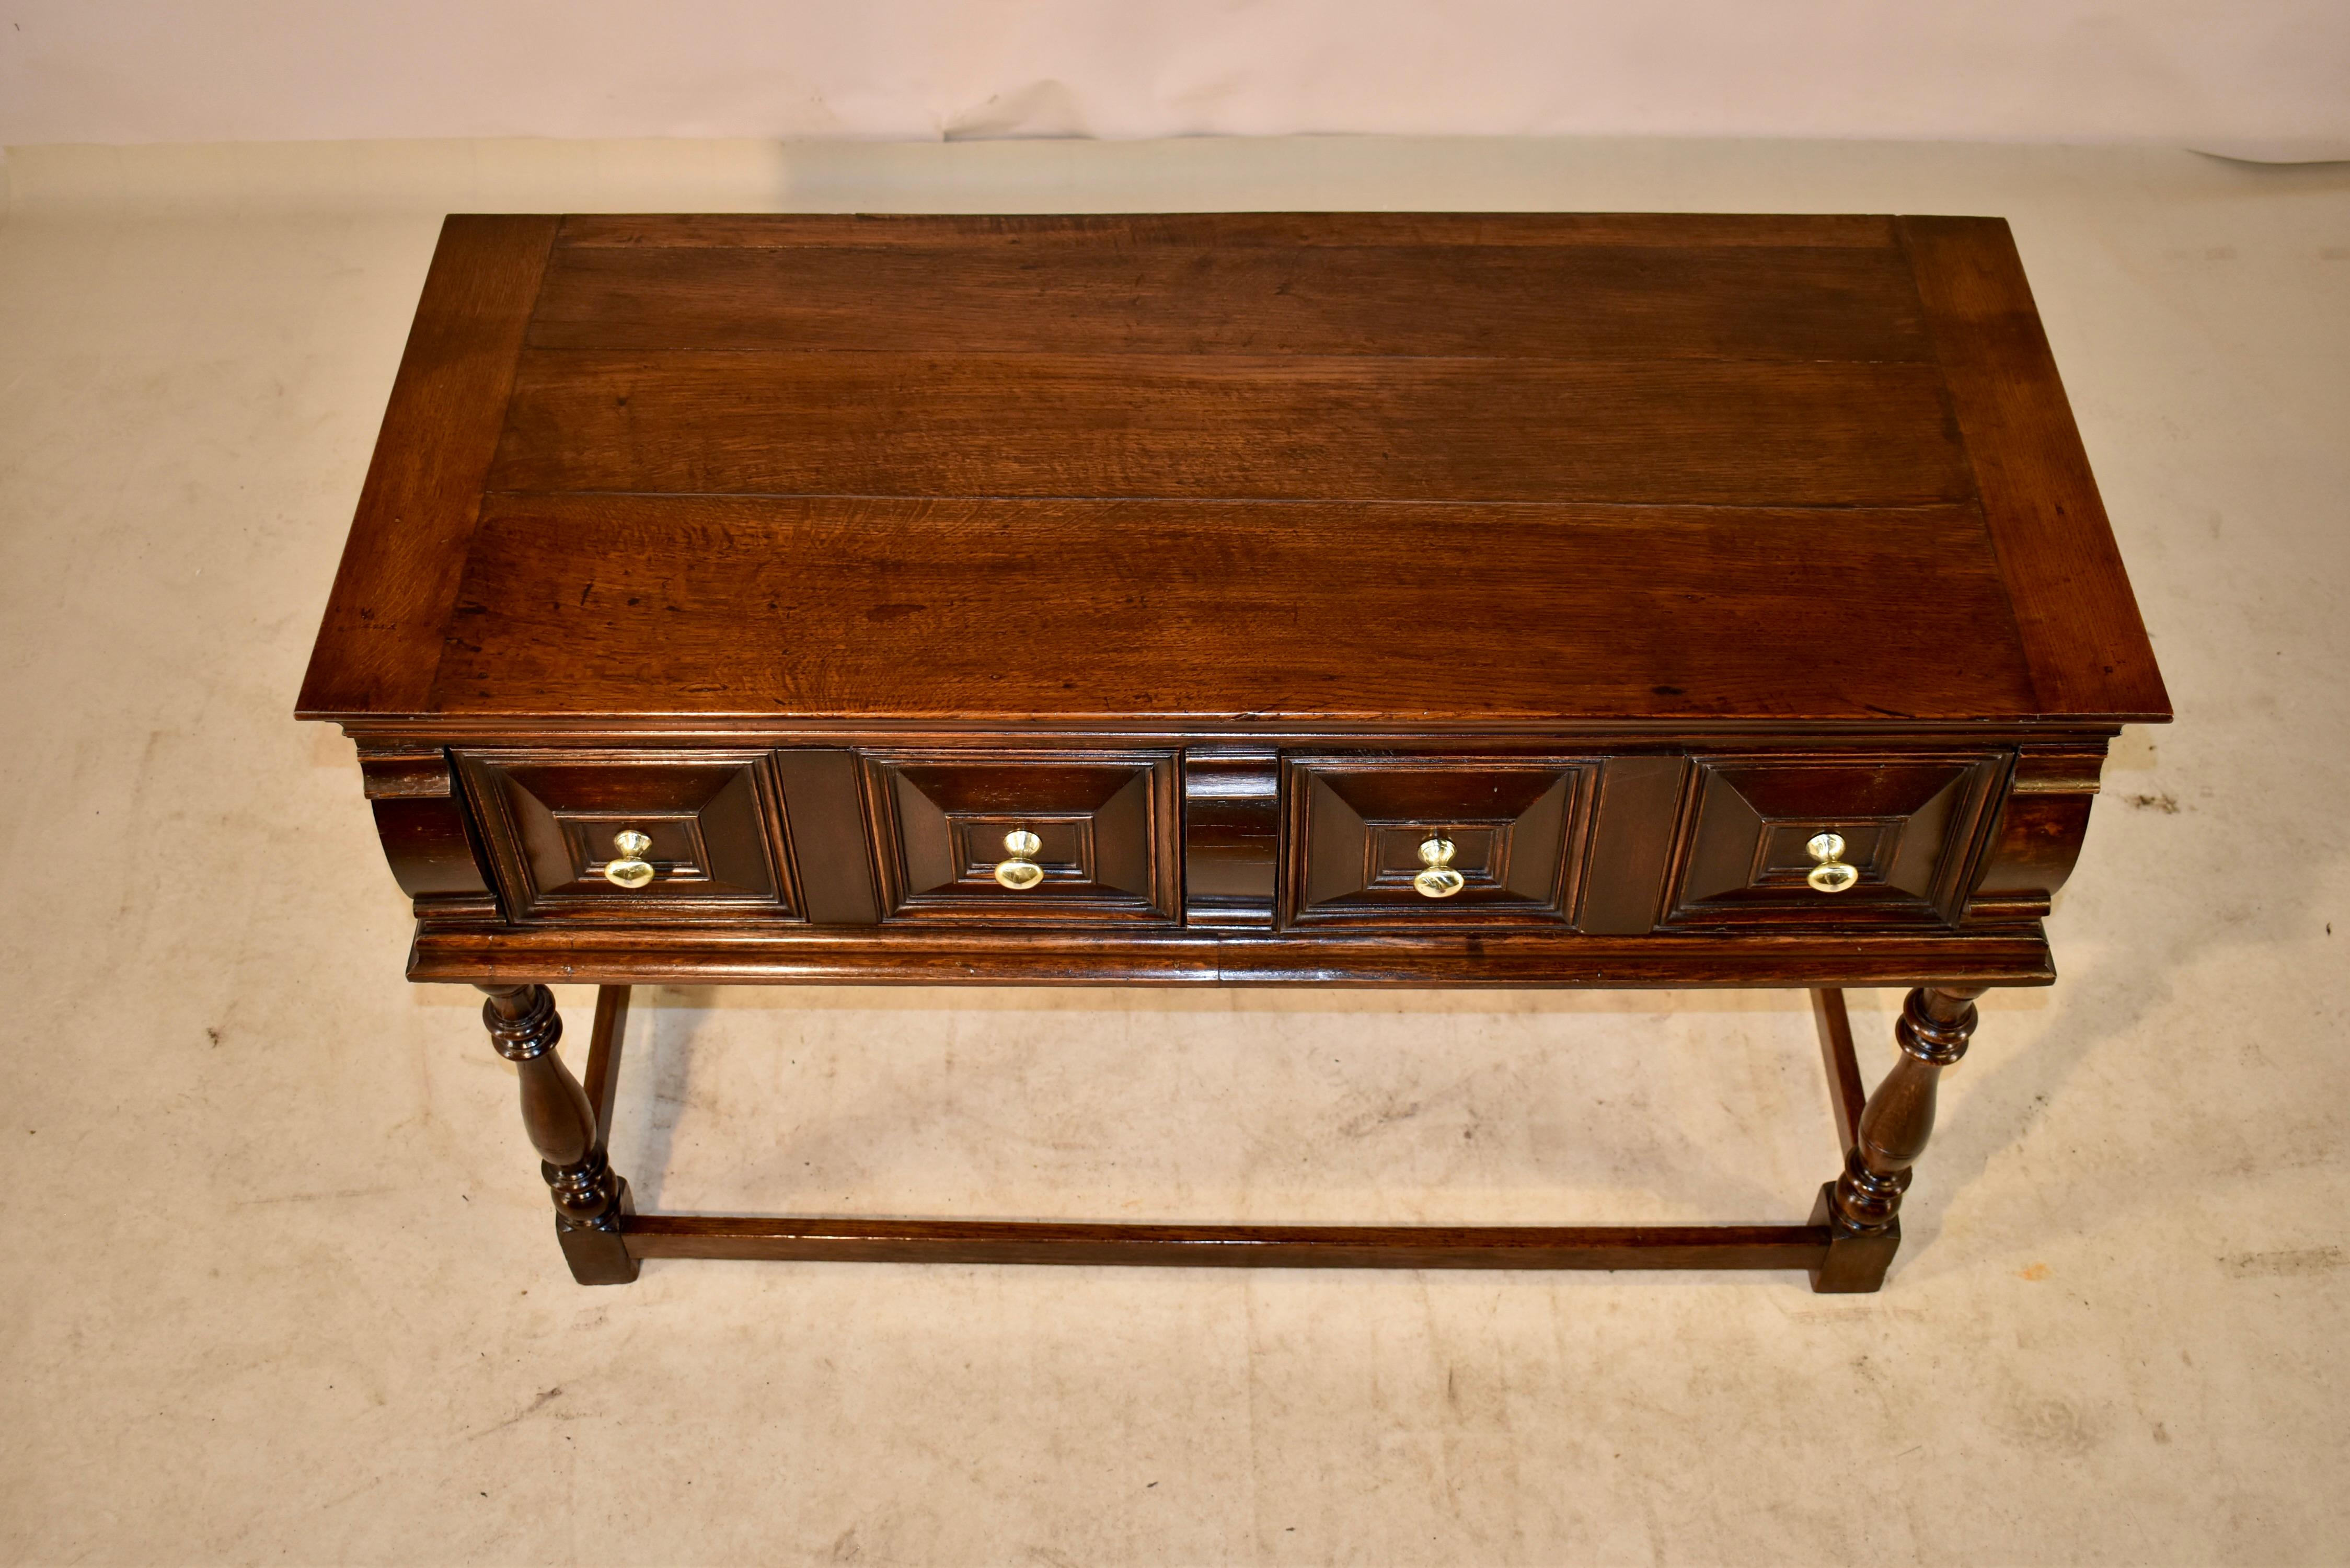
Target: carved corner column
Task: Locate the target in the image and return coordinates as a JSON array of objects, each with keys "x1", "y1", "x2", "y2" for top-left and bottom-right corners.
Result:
[
  {"x1": 478, "y1": 984, "x2": 640, "y2": 1285},
  {"x1": 1808, "y1": 984, "x2": 1985, "y2": 1294}
]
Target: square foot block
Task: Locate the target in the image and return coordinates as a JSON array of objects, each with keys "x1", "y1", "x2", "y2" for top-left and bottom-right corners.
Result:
[
  {"x1": 555, "y1": 1178, "x2": 641, "y2": 1286},
  {"x1": 1807, "y1": 1182, "x2": 1900, "y2": 1294}
]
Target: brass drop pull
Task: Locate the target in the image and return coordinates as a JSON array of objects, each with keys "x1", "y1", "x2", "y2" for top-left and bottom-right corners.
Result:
[
  {"x1": 1805, "y1": 831, "x2": 1858, "y2": 894},
  {"x1": 603, "y1": 829, "x2": 656, "y2": 889},
  {"x1": 994, "y1": 828, "x2": 1045, "y2": 891},
  {"x1": 1413, "y1": 834, "x2": 1465, "y2": 899}
]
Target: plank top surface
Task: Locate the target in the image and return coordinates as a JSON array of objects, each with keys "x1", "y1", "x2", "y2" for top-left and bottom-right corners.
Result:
[{"x1": 297, "y1": 211, "x2": 2169, "y2": 727}]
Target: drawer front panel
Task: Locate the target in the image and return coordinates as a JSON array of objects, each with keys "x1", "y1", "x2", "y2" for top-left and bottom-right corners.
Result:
[
  {"x1": 861, "y1": 751, "x2": 1180, "y2": 924},
  {"x1": 456, "y1": 750, "x2": 797, "y2": 920},
  {"x1": 1664, "y1": 753, "x2": 2007, "y2": 927},
  {"x1": 1281, "y1": 757, "x2": 1599, "y2": 928}
]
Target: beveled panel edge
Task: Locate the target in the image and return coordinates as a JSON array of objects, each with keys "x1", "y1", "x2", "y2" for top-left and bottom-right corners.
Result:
[
  {"x1": 449, "y1": 746, "x2": 805, "y2": 925},
  {"x1": 1897, "y1": 216, "x2": 2171, "y2": 724},
  {"x1": 1576, "y1": 755, "x2": 1690, "y2": 935},
  {"x1": 1654, "y1": 749, "x2": 2011, "y2": 931},
  {"x1": 295, "y1": 215, "x2": 560, "y2": 719},
  {"x1": 768, "y1": 748, "x2": 883, "y2": 925},
  {"x1": 856, "y1": 747, "x2": 1184, "y2": 927},
  {"x1": 1276, "y1": 754, "x2": 1601, "y2": 931}
]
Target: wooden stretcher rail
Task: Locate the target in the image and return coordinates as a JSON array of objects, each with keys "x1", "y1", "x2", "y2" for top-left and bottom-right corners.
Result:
[
  {"x1": 586, "y1": 981, "x2": 1863, "y2": 1276},
  {"x1": 492, "y1": 982, "x2": 1941, "y2": 1289},
  {"x1": 621, "y1": 1215, "x2": 1833, "y2": 1271}
]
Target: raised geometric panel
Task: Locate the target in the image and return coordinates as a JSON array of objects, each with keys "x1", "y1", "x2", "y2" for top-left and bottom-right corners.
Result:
[
  {"x1": 1281, "y1": 757, "x2": 1597, "y2": 928},
  {"x1": 859, "y1": 751, "x2": 1180, "y2": 924},
  {"x1": 453, "y1": 750, "x2": 797, "y2": 921},
  {"x1": 1665, "y1": 753, "x2": 2007, "y2": 927}
]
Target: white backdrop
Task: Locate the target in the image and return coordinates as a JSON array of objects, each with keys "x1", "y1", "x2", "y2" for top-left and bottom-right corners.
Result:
[{"x1": 2, "y1": 0, "x2": 2346, "y2": 151}]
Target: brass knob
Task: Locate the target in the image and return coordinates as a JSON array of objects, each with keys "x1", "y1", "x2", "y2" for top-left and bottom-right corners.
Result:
[
  {"x1": 1412, "y1": 834, "x2": 1465, "y2": 899},
  {"x1": 1805, "y1": 831, "x2": 1858, "y2": 894},
  {"x1": 994, "y1": 828, "x2": 1044, "y2": 891},
  {"x1": 603, "y1": 829, "x2": 655, "y2": 889}
]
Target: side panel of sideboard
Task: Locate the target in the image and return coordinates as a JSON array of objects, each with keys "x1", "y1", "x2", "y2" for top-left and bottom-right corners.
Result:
[
  {"x1": 1962, "y1": 741, "x2": 2111, "y2": 925},
  {"x1": 355, "y1": 744, "x2": 497, "y2": 919}
]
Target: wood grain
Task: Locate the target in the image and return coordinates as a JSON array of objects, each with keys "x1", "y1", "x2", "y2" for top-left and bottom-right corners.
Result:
[
  {"x1": 1964, "y1": 742, "x2": 2110, "y2": 923},
  {"x1": 1899, "y1": 217, "x2": 2171, "y2": 722},
  {"x1": 296, "y1": 216, "x2": 559, "y2": 717},
  {"x1": 291, "y1": 210, "x2": 2171, "y2": 1290},
  {"x1": 425, "y1": 495, "x2": 2036, "y2": 722},
  {"x1": 1181, "y1": 748, "x2": 1279, "y2": 928},
  {"x1": 1811, "y1": 987, "x2": 1864, "y2": 1154},
  {"x1": 490, "y1": 351, "x2": 1968, "y2": 505},
  {"x1": 528, "y1": 231, "x2": 1932, "y2": 360},
  {"x1": 1812, "y1": 983, "x2": 1983, "y2": 1291},
  {"x1": 622, "y1": 1214, "x2": 1833, "y2": 1271},
  {"x1": 1577, "y1": 755, "x2": 1689, "y2": 935},
  {"x1": 768, "y1": 748, "x2": 883, "y2": 925},
  {"x1": 581, "y1": 984, "x2": 629, "y2": 1163},
  {"x1": 1662, "y1": 754, "x2": 2007, "y2": 927},
  {"x1": 356, "y1": 745, "x2": 493, "y2": 905}
]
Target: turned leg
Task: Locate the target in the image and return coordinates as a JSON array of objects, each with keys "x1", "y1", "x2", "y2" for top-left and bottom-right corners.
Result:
[
  {"x1": 1808, "y1": 984, "x2": 1985, "y2": 1293},
  {"x1": 478, "y1": 984, "x2": 640, "y2": 1285}
]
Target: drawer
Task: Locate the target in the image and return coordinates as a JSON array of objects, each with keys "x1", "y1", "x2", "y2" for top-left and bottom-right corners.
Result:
[
  {"x1": 860, "y1": 751, "x2": 1180, "y2": 924},
  {"x1": 1663, "y1": 753, "x2": 2006, "y2": 926},
  {"x1": 455, "y1": 750, "x2": 796, "y2": 920},
  {"x1": 1281, "y1": 756, "x2": 1598, "y2": 928}
]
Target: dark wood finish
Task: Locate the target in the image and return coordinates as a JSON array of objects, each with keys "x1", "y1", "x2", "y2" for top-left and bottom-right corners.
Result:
[
  {"x1": 1811, "y1": 987, "x2": 1864, "y2": 1154},
  {"x1": 454, "y1": 749, "x2": 797, "y2": 921},
  {"x1": 426, "y1": 495, "x2": 2036, "y2": 724},
  {"x1": 1282, "y1": 757, "x2": 1595, "y2": 927},
  {"x1": 624, "y1": 1214, "x2": 1829, "y2": 1271},
  {"x1": 532, "y1": 212, "x2": 1933, "y2": 360},
  {"x1": 581, "y1": 984, "x2": 629, "y2": 1162},
  {"x1": 297, "y1": 212, "x2": 2171, "y2": 1289},
  {"x1": 408, "y1": 924, "x2": 2055, "y2": 988},
  {"x1": 477, "y1": 984, "x2": 637, "y2": 1284},
  {"x1": 294, "y1": 213, "x2": 2173, "y2": 729},
  {"x1": 299, "y1": 216, "x2": 559, "y2": 717},
  {"x1": 552, "y1": 211, "x2": 1913, "y2": 250},
  {"x1": 1578, "y1": 755, "x2": 1688, "y2": 935},
  {"x1": 767, "y1": 748, "x2": 882, "y2": 925},
  {"x1": 523, "y1": 979, "x2": 1890, "y2": 1282},
  {"x1": 494, "y1": 351, "x2": 1968, "y2": 505},
  {"x1": 1665, "y1": 753, "x2": 2007, "y2": 927},
  {"x1": 1810, "y1": 984, "x2": 1985, "y2": 1292},
  {"x1": 355, "y1": 744, "x2": 494, "y2": 916},
  {"x1": 1182, "y1": 748, "x2": 1279, "y2": 929},
  {"x1": 1899, "y1": 218, "x2": 2169, "y2": 722},
  {"x1": 524, "y1": 981, "x2": 1909, "y2": 1284},
  {"x1": 859, "y1": 751, "x2": 1180, "y2": 924},
  {"x1": 1965, "y1": 742, "x2": 2110, "y2": 924}
]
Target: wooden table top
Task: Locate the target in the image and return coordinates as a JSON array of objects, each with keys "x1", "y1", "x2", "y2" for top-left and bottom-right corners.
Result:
[{"x1": 296, "y1": 212, "x2": 2168, "y2": 731}]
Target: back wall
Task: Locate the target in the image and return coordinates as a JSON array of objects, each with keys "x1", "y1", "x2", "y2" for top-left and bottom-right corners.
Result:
[{"x1": 3, "y1": 0, "x2": 2345, "y2": 152}]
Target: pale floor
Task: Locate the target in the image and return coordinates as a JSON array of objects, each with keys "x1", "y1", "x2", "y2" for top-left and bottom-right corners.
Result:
[{"x1": 0, "y1": 136, "x2": 2345, "y2": 1566}]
